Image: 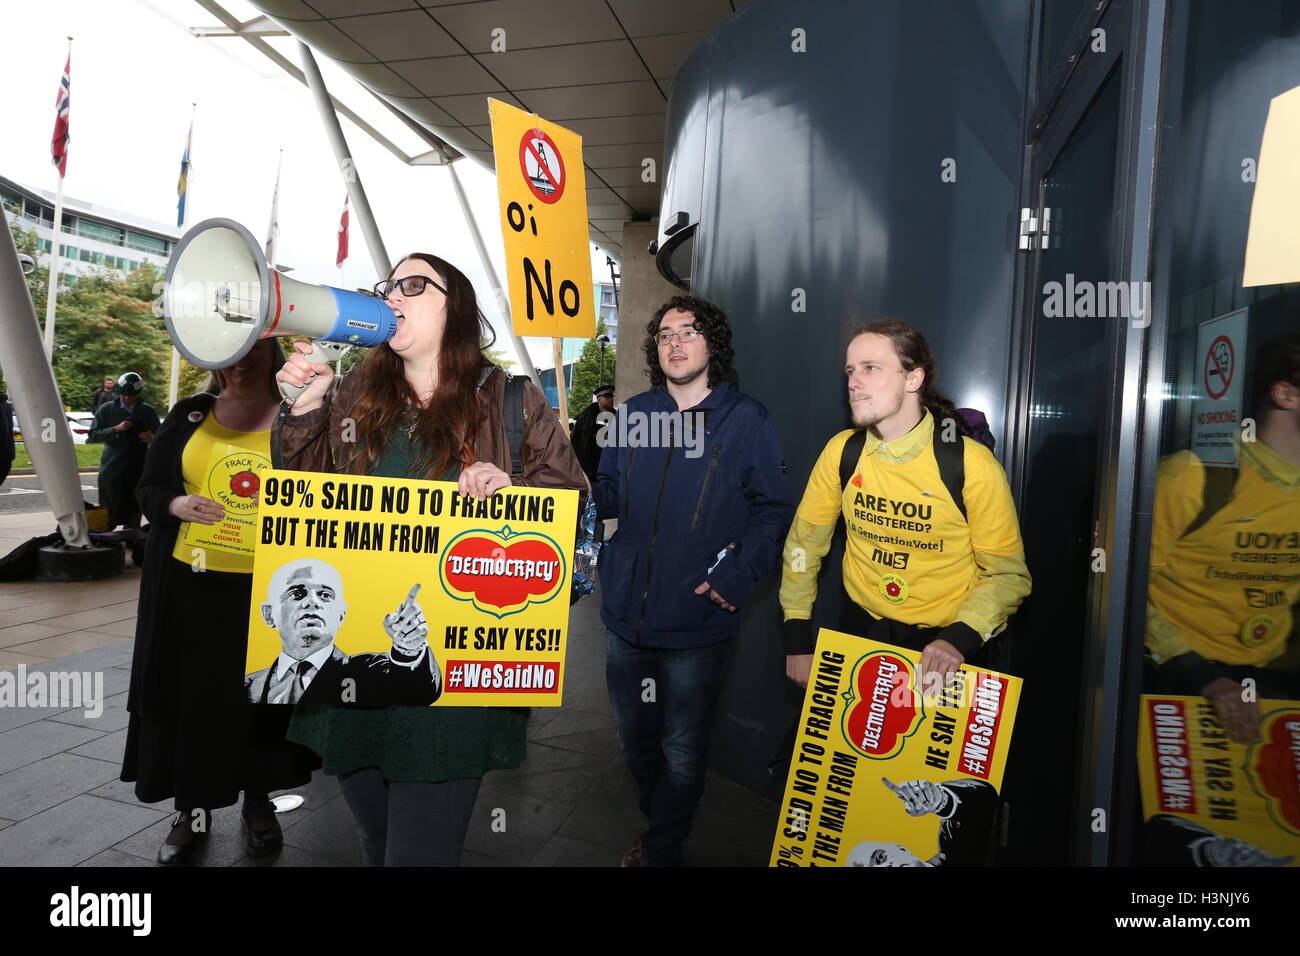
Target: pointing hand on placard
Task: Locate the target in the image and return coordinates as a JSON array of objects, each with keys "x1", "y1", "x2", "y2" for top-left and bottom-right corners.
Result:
[{"x1": 384, "y1": 584, "x2": 428, "y2": 655}]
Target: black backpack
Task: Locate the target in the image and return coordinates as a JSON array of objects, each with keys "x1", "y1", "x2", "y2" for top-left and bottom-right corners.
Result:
[{"x1": 838, "y1": 423, "x2": 971, "y2": 518}]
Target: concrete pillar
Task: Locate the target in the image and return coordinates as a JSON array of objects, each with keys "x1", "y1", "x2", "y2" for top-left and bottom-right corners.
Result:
[{"x1": 613, "y1": 221, "x2": 680, "y2": 402}]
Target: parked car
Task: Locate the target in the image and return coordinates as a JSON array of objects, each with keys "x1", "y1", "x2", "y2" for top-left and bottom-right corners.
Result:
[{"x1": 11, "y1": 412, "x2": 94, "y2": 445}]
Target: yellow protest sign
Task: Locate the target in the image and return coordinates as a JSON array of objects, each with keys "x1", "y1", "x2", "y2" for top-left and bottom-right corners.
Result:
[
  {"x1": 181, "y1": 443, "x2": 270, "y2": 558},
  {"x1": 244, "y1": 470, "x2": 578, "y2": 708},
  {"x1": 770, "y1": 628, "x2": 1022, "y2": 867},
  {"x1": 1137, "y1": 694, "x2": 1299, "y2": 865},
  {"x1": 490, "y1": 98, "x2": 596, "y2": 339}
]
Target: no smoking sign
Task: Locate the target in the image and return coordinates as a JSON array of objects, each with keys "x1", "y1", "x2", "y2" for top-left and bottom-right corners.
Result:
[{"x1": 1203, "y1": 334, "x2": 1234, "y2": 400}]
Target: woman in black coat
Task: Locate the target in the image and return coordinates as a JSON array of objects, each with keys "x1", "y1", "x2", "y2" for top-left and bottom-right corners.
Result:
[{"x1": 121, "y1": 340, "x2": 318, "y2": 864}]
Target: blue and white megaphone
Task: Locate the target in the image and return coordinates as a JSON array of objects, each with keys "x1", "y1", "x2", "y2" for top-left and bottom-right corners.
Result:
[{"x1": 162, "y1": 218, "x2": 395, "y2": 395}]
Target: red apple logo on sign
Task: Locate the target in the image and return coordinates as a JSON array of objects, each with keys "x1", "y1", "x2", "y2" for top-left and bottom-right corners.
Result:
[
  {"x1": 1247, "y1": 708, "x2": 1300, "y2": 835},
  {"x1": 440, "y1": 529, "x2": 567, "y2": 617},
  {"x1": 841, "y1": 651, "x2": 923, "y2": 759}
]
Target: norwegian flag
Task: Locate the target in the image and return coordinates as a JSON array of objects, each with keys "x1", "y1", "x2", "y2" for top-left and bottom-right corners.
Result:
[
  {"x1": 336, "y1": 194, "x2": 349, "y2": 267},
  {"x1": 50, "y1": 53, "x2": 70, "y2": 178}
]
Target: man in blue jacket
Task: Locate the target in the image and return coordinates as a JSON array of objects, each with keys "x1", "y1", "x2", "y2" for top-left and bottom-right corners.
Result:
[{"x1": 594, "y1": 294, "x2": 794, "y2": 866}]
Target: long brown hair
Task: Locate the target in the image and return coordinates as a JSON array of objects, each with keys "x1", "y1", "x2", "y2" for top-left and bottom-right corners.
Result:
[
  {"x1": 343, "y1": 253, "x2": 494, "y2": 477},
  {"x1": 847, "y1": 318, "x2": 971, "y2": 438}
]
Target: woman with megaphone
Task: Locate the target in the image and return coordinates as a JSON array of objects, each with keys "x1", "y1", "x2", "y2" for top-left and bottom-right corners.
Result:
[
  {"x1": 274, "y1": 252, "x2": 587, "y2": 866},
  {"x1": 122, "y1": 337, "x2": 320, "y2": 864}
]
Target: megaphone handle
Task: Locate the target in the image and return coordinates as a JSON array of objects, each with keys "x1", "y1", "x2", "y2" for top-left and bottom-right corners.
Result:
[{"x1": 279, "y1": 339, "x2": 345, "y2": 404}]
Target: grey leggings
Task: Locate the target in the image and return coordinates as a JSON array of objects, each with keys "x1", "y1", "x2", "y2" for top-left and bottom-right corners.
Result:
[{"x1": 337, "y1": 769, "x2": 481, "y2": 867}]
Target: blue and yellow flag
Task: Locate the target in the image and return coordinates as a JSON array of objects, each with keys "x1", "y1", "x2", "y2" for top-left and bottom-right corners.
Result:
[{"x1": 176, "y1": 120, "x2": 192, "y2": 228}]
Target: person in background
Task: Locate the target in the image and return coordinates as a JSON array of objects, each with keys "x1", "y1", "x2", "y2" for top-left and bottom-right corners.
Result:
[
  {"x1": 0, "y1": 390, "x2": 14, "y2": 488},
  {"x1": 571, "y1": 384, "x2": 615, "y2": 483},
  {"x1": 91, "y1": 376, "x2": 116, "y2": 412},
  {"x1": 88, "y1": 372, "x2": 160, "y2": 531}
]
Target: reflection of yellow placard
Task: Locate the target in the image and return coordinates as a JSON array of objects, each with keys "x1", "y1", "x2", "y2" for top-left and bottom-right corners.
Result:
[
  {"x1": 1243, "y1": 83, "x2": 1300, "y2": 287},
  {"x1": 246, "y1": 470, "x2": 578, "y2": 707},
  {"x1": 183, "y1": 443, "x2": 270, "y2": 557},
  {"x1": 1137, "y1": 695, "x2": 1300, "y2": 865},
  {"x1": 489, "y1": 99, "x2": 595, "y2": 339},
  {"x1": 770, "y1": 628, "x2": 1022, "y2": 867}
]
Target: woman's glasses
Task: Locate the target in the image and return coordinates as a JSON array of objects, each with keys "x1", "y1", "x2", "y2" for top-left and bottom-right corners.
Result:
[{"x1": 373, "y1": 275, "x2": 447, "y2": 299}]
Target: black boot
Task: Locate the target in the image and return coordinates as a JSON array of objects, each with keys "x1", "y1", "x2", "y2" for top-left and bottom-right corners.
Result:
[
  {"x1": 157, "y1": 808, "x2": 210, "y2": 865},
  {"x1": 241, "y1": 793, "x2": 283, "y2": 856}
]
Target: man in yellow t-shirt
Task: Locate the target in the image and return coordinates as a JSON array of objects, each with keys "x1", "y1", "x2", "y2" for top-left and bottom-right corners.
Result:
[
  {"x1": 1145, "y1": 332, "x2": 1300, "y2": 742},
  {"x1": 781, "y1": 320, "x2": 1031, "y2": 690}
]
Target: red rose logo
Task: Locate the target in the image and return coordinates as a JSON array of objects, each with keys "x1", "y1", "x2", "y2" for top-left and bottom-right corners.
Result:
[
  {"x1": 886, "y1": 582, "x2": 900, "y2": 597},
  {"x1": 230, "y1": 470, "x2": 260, "y2": 498}
]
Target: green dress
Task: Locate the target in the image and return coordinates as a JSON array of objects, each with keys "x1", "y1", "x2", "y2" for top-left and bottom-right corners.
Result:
[{"x1": 286, "y1": 427, "x2": 527, "y2": 781}]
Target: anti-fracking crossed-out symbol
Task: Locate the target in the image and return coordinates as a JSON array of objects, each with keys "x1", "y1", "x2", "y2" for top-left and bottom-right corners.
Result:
[{"x1": 519, "y1": 128, "x2": 565, "y2": 205}]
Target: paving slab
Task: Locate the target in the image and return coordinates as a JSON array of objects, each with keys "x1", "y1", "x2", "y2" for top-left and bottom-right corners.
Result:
[
  {"x1": 0, "y1": 794, "x2": 166, "y2": 867},
  {"x1": 0, "y1": 718, "x2": 103, "y2": 774},
  {"x1": 0, "y1": 752, "x2": 125, "y2": 820}
]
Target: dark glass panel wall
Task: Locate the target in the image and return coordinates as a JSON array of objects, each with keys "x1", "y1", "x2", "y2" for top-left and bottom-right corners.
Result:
[
  {"x1": 657, "y1": 0, "x2": 1030, "y2": 797},
  {"x1": 1128, "y1": 0, "x2": 1300, "y2": 865}
]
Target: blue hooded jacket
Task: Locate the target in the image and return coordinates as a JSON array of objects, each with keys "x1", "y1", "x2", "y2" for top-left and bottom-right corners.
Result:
[{"x1": 594, "y1": 382, "x2": 795, "y2": 648}]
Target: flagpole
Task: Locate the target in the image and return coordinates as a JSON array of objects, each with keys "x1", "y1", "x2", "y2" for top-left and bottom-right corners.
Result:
[
  {"x1": 43, "y1": 37, "x2": 72, "y2": 363},
  {"x1": 265, "y1": 148, "x2": 282, "y2": 269},
  {"x1": 169, "y1": 103, "x2": 195, "y2": 409}
]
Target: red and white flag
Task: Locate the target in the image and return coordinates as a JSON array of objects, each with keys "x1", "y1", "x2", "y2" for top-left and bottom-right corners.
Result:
[
  {"x1": 336, "y1": 194, "x2": 349, "y2": 267},
  {"x1": 50, "y1": 53, "x2": 70, "y2": 178}
]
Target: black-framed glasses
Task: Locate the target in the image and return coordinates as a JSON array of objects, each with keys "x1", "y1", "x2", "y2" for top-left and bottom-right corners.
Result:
[{"x1": 373, "y1": 275, "x2": 447, "y2": 299}]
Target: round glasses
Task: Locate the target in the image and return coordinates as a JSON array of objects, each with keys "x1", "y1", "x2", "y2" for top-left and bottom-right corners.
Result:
[{"x1": 373, "y1": 275, "x2": 447, "y2": 299}]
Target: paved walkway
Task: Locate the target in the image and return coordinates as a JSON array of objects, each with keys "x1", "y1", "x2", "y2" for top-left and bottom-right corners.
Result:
[{"x1": 0, "y1": 510, "x2": 777, "y2": 867}]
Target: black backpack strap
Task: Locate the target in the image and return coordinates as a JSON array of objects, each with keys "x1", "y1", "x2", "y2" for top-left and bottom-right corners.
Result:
[
  {"x1": 1181, "y1": 464, "x2": 1237, "y2": 538},
  {"x1": 839, "y1": 430, "x2": 867, "y2": 491},
  {"x1": 932, "y1": 428, "x2": 967, "y2": 522},
  {"x1": 501, "y1": 374, "x2": 527, "y2": 479}
]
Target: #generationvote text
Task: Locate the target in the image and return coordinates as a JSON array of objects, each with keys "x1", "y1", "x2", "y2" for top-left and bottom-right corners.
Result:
[{"x1": 260, "y1": 477, "x2": 560, "y2": 554}]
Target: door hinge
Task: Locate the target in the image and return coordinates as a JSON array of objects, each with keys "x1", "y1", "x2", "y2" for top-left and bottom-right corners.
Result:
[{"x1": 1018, "y1": 206, "x2": 1051, "y2": 250}]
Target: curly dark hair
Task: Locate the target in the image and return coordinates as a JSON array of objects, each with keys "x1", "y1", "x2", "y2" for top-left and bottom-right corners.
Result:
[
  {"x1": 642, "y1": 295, "x2": 735, "y2": 388},
  {"x1": 846, "y1": 318, "x2": 971, "y2": 439}
]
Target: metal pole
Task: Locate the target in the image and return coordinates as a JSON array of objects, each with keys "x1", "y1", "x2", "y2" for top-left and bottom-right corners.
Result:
[
  {"x1": 445, "y1": 162, "x2": 541, "y2": 390},
  {"x1": 298, "y1": 42, "x2": 390, "y2": 279},
  {"x1": 43, "y1": 175, "x2": 65, "y2": 362},
  {"x1": 168, "y1": 102, "x2": 196, "y2": 410},
  {"x1": 1, "y1": 215, "x2": 90, "y2": 547}
]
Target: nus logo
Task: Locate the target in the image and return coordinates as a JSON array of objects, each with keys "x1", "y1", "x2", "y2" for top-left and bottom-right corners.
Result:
[
  {"x1": 1244, "y1": 588, "x2": 1285, "y2": 609},
  {"x1": 870, "y1": 547, "x2": 909, "y2": 570}
]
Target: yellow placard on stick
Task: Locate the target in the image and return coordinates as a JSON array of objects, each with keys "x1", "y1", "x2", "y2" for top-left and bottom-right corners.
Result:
[
  {"x1": 490, "y1": 99, "x2": 596, "y2": 339},
  {"x1": 1243, "y1": 83, "x2": 1300, "y2": 287},
  {"x1": 245, "y1": 470, "x2": 578, "y2": 708},
  {"x1": 1137, "y1": 695, "x2": 1299, "y2": 865},
  {"x1": 770, "y1": 628, "x2": 1022, "y2": 867}
]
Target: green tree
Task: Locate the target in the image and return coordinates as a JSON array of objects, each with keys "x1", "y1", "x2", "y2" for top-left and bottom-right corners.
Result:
[
  {"x1": 7, "y1": 222, "x2": 173, "y2": 412},
  {"x1": 566, "y1": 318, "x2": 613, "y2": 411}
]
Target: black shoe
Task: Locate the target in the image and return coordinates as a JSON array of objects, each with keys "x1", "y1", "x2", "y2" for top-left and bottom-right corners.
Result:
[
  {"x1": 157, "y1": 809, "x2": 210, "y2": 866},
  {"x1": 241, "y1": 796, "x2": 283, "y2": 856}
]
